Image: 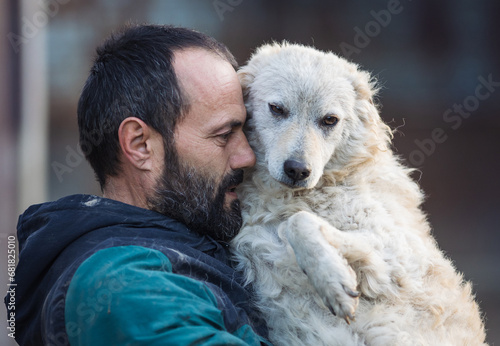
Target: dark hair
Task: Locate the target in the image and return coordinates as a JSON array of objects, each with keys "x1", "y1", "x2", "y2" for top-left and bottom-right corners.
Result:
[{"x1": 77, "y1": 24, "x2": 238, "y2": 189}]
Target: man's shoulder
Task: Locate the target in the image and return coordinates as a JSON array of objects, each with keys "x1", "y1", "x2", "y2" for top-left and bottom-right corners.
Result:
[
  {"x1": 65, "y1": 245, "x2": 219, "y2": 308},
  {"x1": 63, "y1": 245, "x2": 269, "y2": 345},
  {"x1": 67, "y1": 245, "x2": 212, "y2": 293}
]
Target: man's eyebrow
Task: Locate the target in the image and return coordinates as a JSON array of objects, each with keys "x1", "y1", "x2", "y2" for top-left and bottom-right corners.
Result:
[
  {"x1": 229, "y1": 120, "x2": 243, "y2": 128},
  {"x1": 212, "y1": 120, "x2": 243, "y2": 133}
]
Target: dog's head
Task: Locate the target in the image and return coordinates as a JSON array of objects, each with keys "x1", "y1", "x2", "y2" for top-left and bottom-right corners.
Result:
[{"x1": 239, "y1": 42, "x2": 392, "y2": 190}]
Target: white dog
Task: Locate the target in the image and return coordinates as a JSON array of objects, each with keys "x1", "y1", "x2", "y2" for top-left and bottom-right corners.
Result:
[{"x1": 231, "y1": 42, "x2": 486, "y2": 346}]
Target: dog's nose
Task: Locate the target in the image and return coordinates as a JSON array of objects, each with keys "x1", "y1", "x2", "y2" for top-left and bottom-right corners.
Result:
[{"x1": 284, "y1": 160, "x2": 311, "y2": 181}]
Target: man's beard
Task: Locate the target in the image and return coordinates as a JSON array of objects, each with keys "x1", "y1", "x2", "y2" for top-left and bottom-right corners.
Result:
[{"x1": 148, "y1": 157, "x2": 244, "y2": 243}]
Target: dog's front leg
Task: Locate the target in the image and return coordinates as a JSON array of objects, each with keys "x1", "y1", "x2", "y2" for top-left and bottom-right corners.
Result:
[{"x1": 281, "y1": 211, "x2": 360, "y2": 323}]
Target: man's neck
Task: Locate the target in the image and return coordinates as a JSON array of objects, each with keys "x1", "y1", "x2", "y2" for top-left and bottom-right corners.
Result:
[{"x1": 102, "y1": 177, "x2": 151, "y2": 210}]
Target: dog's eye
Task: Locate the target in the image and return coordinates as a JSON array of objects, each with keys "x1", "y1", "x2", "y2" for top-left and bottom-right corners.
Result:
[
  {"x1": 321, "y1": 115, "x2": 339, "y2": 127},
  {"x1": 269, "y1": 103, "x2": 285, "y2": 116}
]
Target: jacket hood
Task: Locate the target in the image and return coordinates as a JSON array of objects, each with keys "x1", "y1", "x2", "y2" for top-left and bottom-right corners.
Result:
[{"x1": 15, "y1": 194, "x2": 226, "y2": 287}]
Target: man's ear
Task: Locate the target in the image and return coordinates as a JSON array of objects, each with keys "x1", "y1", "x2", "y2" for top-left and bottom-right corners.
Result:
[{"x1": 118, "y1": 117, "x2": 159, "y2": 171}]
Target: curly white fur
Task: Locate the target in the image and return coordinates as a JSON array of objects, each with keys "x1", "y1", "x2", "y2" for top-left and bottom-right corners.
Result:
[{"x1": 231, "y1": 42, "x2": 486, "y2": 346}]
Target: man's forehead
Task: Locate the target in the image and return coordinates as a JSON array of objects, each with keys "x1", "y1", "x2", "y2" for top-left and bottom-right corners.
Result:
[
  {"x1": 173, "y1": 48, "x2": 235, "y2": 95},
  {"x1": 172, "y1": 48, "x2": 244, "y2": 122}
]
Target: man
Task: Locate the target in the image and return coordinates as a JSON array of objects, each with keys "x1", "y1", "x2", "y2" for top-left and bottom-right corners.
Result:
[{"x1": 8, "y1": 24, "x2": 270, "y2": 345}]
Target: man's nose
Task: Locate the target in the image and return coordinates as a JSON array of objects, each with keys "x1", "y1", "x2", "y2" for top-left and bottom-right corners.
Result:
[{"x1": 230, "y1": 132, "x2": 256, "y2": 170}]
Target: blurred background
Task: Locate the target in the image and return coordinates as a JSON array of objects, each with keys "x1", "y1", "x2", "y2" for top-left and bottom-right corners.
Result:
[{"x1": 1, "y1": 0, "x2": 498, "y2": 344}]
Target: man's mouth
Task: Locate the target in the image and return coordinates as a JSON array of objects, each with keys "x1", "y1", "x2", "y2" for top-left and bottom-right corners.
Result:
[
  {"x1": 224, "y1": 169, "x2": 244, "y2": 197},
  {"x1": 226, "y1": 185, "x2": 238, "y2": 197}
]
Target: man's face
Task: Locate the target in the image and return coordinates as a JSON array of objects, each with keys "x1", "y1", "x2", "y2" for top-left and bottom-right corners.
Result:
[{"x1": 149, "y1": 48, "x2": 256, "y2": 242}]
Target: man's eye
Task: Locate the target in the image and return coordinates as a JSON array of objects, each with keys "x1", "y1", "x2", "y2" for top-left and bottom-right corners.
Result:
[
  {"x1": 219, "y1": 131, "x2": 233, "y2": 142},
  {"x1": 269, "y1": 103, "x2": 286, "y2": 116}
]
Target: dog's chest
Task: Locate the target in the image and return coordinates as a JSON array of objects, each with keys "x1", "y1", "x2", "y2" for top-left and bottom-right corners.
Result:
[
  {"x1": 300, "y1": 185, "x2": 377, "y2": 232},
  {"x1": 241, "y1": 180, "x2": 381, "y2": 235}
]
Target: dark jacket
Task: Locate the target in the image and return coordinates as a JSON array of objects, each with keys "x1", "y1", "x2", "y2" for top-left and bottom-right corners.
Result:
[{"x1": 7, "y1": 194, "x2": 269, "y2": 345}]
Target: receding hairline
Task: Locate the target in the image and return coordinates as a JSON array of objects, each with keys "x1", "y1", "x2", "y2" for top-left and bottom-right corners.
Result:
[{"x1": 172, "y1": 47, "x2": 239, "y2": 116}]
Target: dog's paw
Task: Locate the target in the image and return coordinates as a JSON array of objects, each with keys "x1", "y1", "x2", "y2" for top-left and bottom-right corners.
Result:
[
  {"x1": 284, "y1": 211, "x2": 360, "y2": 323},
  {"x1": 305, "y1": 250, "x2": 360, "y2": 324}
]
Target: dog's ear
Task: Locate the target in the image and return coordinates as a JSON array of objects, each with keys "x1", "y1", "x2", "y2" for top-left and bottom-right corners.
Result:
[
  {"x1": 237, "y1": 68, "x2": 254, "y2": 100},
  {"x1": 348, "y1": 65, "x2": 393, "y2": 150},
  {"x1": 237, "y1": 42, "x2": 286, "y2": 100},
  {"x1": 350, "y1": 68, "x2": 378, "y2": 105}
]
